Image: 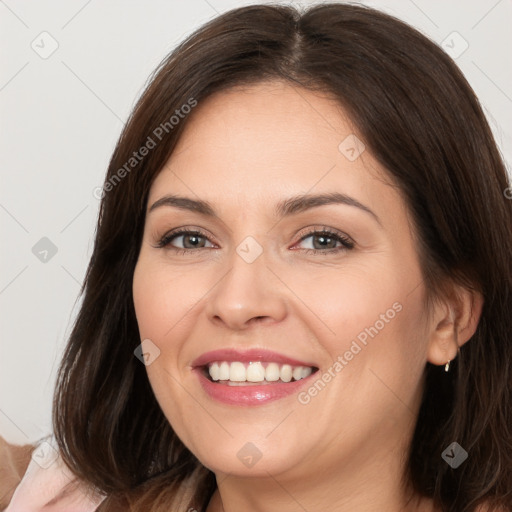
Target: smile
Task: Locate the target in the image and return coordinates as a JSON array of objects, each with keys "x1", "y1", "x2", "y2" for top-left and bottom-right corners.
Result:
[{"x1": 192, "y1": 348, "x2": 319, "y2": 405}]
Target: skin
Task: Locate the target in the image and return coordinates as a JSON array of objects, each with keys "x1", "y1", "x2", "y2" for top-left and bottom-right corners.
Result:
[{"x1": 132, "y1": 80, "x2": 483, "y2": 512}]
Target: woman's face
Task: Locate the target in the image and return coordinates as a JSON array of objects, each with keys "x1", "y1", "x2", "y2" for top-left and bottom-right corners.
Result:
[{"x1": 132, "y1": 81, "x2": 433, "y2": 481}]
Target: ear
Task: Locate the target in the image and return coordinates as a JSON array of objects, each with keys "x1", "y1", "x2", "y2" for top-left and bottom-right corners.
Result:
[{"x1": 426, "y1": 284, "x2": 484, "y2": 367}]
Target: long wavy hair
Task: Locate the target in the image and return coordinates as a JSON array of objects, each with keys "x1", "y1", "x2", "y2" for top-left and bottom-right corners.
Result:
[{"x1": 52, "y1": 3, "x2": 512, "y2": 511}]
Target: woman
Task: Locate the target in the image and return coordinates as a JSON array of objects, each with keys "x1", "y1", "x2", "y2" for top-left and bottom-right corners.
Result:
[{"x1": 4, "y1": 3, "x2": 511, "y2": 511}]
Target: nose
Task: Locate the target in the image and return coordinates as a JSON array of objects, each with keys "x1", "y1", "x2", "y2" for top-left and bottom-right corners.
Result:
[{"x1": 205, "y1": 247, "x2": 288, "y2": 331}]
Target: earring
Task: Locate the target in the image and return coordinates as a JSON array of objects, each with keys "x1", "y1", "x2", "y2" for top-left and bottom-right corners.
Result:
[{"x1": 445, "y1": 347, "x2": 461, "y2": 372}]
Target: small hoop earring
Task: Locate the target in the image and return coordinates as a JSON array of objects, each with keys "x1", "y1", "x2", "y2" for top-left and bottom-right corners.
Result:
[{"x1": 445, "y1": 347, "x2": 461, "y2": 372}]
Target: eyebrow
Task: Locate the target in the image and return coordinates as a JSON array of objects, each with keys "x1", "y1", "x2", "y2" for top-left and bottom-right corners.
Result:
[{"x1": 148, "y1": 192, "x2": 382, "y2": 226}]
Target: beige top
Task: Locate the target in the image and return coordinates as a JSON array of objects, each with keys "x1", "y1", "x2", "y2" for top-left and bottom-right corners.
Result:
[
  {"x1": 0, "y1": 436, "x2": 32, "y2": 509},
  {"x1": 0, "y1": 436, "x2": 104, "y2": 511}
]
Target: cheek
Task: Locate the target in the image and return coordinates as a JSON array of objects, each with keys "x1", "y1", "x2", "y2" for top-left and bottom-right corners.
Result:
[
  {"x1": 281, "y1": 258, "x2": 404, "y2": 355},
  {"x1": 132, "y1": 258, "x2": 205, "y2": 342},
  {"x1": 132, "y1": 260, "x2": 201, "y2": 444},
  {"x1": 300, "y1": 255, "x2": 428, "y2": 395}
]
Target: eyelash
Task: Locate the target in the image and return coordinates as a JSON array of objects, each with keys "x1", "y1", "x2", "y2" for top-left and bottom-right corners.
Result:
[{"x1": 154, "y1": 226, "x2": 355, "y2": 255}]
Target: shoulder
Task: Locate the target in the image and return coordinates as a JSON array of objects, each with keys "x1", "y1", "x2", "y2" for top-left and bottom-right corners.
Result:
[
  {"x1": 0, "y1": 435, "x2": 104, "y2": 512},
  {"x1": 0, "y1": 436, "x2": 33, "y2": 509}
]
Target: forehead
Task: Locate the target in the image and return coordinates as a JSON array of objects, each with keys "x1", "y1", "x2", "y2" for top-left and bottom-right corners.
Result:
[
  {"x1": 148, "y1": 81, "x2": 402, "y2": 223},
  {"x1": 171, "y1": 80, "x2": 358, "y2": 163}
]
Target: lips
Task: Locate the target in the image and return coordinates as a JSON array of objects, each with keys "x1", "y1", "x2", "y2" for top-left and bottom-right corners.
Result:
[{"x1": 191, "y1": 348, "x2": 319, "y2": 406}]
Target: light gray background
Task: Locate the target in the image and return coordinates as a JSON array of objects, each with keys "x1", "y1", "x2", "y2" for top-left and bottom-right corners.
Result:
[{"x1": 1, "y1": 0, "x2": 511, "y2": 444}]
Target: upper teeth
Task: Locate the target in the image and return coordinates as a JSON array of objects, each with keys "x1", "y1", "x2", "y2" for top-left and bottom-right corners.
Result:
[{"x1": 208, "y1": 361, "x2": 313, "y2": 383}]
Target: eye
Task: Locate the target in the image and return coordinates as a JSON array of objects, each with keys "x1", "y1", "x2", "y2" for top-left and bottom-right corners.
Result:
[
  {"x1": 155, "y1": 228, "x2": 215, "y2": 252},
  {"x1": 294, "y1": 227, "x2": 355, "y2": 254}
]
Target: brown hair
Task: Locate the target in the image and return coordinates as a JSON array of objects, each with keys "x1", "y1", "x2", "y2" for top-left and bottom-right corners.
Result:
[{"x1": 53, "y1": 3, "x2": 512, "y2": 511}]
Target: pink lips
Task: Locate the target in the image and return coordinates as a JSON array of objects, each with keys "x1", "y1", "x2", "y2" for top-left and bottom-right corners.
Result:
[{"x1": 191, "y1": 348, "x2": 318, "y2": 406}]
